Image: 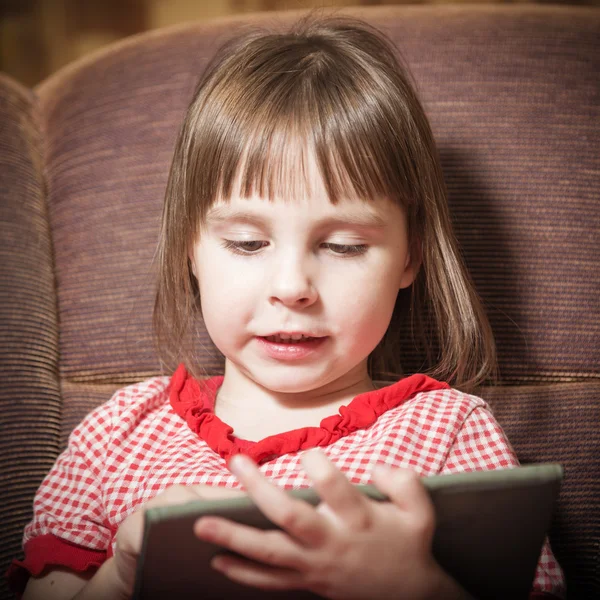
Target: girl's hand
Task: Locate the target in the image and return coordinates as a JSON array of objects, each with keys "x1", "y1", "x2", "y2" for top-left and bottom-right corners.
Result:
[
  {"x1": 110, "y1": 484, "x2": 246, "y2": 598},
  {"x1": 194, "y1": 451, "x2": 467, "y2": 600}
]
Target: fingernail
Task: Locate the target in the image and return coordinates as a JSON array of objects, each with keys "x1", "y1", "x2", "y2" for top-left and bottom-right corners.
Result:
[
  {"x1": 195, "y1": 517, "x2": 217, "y2": 537},
  {"x1": 301, "y1": 449, "x2": 330, "y2": 478},
  {"x1": 372, "y1": 463, "x2": 391, "y2": 477},
  {"x1": 228, "y1": 453, "x2": 253, "y2": 476}
]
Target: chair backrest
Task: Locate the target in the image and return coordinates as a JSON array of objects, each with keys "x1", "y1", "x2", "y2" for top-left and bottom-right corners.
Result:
[{"x1": 1, "y1": 5, "x2": 598, "y2": 599}]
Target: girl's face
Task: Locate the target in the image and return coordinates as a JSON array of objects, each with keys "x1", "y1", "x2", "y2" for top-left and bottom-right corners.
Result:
[{"x1": 190, "y1": 159, "x2": 416, "y2": 397}]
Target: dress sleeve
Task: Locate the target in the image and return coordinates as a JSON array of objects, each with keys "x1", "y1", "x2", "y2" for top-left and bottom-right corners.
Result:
[
  {"x1": 441, "y1": 406, "x2": 567, "y2": 600},
  {"x1": 7, "y1": 399, "x2": 116, "y2": 595}
]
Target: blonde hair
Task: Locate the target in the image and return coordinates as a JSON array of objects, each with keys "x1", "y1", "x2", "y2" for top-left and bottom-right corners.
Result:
[{"x1": 153, "y1": 13, "x2": 497, "y2": 390}]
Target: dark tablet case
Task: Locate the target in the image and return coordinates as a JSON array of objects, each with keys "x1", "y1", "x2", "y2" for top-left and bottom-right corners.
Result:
[{"x1": 133, "y1": 463, "x2": 563, "y2": 600}]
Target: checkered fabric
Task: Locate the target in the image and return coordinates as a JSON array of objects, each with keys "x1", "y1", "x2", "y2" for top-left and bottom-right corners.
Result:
[{"x1": 10, "y1": 369, "x2": 565, "y2": 597}]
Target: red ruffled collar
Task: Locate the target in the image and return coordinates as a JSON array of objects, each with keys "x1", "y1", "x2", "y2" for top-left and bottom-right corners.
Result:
[{"x1": 168, "y1": 364, "x2": 449, "y2": 464}]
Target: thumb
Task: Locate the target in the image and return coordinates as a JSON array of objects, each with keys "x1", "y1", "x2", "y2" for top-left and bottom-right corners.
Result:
[
  {"x1": 112, "y1": 509, "x2": 145, "y2": 596},
  {"x1": 116, "y1": 509, "x2": 145, "y2": 557}
]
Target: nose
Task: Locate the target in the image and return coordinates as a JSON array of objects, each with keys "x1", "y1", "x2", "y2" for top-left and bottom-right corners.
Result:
[{"x1": 268, "y1": 252, "x2": 318, "y2": 308}]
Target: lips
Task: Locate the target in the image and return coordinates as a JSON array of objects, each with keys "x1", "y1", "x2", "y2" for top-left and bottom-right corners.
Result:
[{"x1": 256, "y1": 334, "x2": 328, "y2": 360}]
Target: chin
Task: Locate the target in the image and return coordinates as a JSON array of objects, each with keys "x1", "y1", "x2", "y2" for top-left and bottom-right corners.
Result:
[
  {"x1": 258, "y1": 377, "x2": 324, "y2": 395},
  {"x1": 250, "y1": 368, "x2": 332, "y2": 395}
]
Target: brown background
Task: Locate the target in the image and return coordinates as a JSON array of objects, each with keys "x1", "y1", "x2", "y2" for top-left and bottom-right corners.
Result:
[{"x1": 2, "y1": 0, "x2": 599, "y2": 87}]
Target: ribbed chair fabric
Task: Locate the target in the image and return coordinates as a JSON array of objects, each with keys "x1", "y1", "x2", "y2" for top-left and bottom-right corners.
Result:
[{"x1": 0, "y1": 75, "x2": 62, "y2": 598}]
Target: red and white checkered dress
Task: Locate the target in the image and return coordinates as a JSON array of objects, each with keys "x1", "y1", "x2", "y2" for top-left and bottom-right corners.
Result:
[{"x1": 9, "y1": 364, "x2": 565, "y2": 598}]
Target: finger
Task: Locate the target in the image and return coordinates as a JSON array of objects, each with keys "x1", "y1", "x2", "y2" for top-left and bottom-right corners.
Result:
[
  {"x1": 211, "y1": 553, "x2": 305, "y2": 592},
  {"x1": 372, "y1": 466, "x2": 435, "y2": 532},
  {"x1": 194, "y1": 516, "x2": 307, "y2": 572},
  {"x1": 228, "y1": 454, "x2": 330, "y2": 547},
  {"x1": 302, "y1": 449, "x2": 373, "y2": 530}
]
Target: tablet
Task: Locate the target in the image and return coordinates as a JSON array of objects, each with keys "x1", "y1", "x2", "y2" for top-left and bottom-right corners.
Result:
[{"x1": 132, "y1": 463, "x2": 563, "y2": 600}]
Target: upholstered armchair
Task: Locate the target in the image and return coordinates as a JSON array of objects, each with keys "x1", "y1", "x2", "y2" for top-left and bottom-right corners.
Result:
[{"x1": 1, "y1": 5, "x2": 598, "y2": 599}]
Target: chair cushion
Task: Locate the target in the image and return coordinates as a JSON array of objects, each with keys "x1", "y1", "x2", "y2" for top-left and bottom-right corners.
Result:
[
  {"x1": 0, "y1": 74, "x2": 61, "y2": 598},
  {"x1": 34, "y1": 5, "x2": 599, "y2": 385}
]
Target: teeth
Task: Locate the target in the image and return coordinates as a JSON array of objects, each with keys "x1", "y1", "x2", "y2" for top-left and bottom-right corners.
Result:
[{"x1": 266, "y1": 334, "x2": 315, "y2": 343}]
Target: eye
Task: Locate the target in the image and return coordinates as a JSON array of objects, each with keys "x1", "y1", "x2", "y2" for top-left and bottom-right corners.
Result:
[
  {"x1": 322, "y1": 243, "x2": 368, "y2": 256},
  {"x1": 221, "y1": 240, "x2": 268, "y2": 255}
]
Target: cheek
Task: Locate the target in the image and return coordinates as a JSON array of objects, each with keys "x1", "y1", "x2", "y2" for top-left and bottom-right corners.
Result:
[
  {"x1": 195, "y1": 252, "x2": 258, "y2": 342},
  {"x1": 195, "y1": 243, "x2": 255, "y2": 296},
  {"x1": 350, "y1": 291, "x2": 397, "y2": 339},
  {"x1": 329, "y1": 269, "x2": 399, "y2": 347},
  {"x1": 198, "y1": 284, "x2": 247, "y2": 354}
]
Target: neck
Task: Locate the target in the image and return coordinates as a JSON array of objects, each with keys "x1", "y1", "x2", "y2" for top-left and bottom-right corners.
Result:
[{"x1": 214, "y1": 361, "x2": 375, "y2": 440}]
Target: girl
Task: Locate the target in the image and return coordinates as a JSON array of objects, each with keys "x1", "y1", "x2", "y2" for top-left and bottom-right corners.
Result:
[{"x1": 11, "y1": 13, "x2": 564, "y2": 600}]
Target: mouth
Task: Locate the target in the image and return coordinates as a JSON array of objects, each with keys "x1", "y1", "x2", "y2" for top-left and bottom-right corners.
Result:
[
  {"x1": 256, "y1": 333, "x2": 327, "y2": 360},
  {"x1": 262, "y1": 333, "x2": 323, "y2": 344}
]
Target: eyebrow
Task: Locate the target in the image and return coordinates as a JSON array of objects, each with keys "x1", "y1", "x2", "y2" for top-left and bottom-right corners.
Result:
[{"x1": 205, "y1": 206, "x2": 388, "y2": 229}]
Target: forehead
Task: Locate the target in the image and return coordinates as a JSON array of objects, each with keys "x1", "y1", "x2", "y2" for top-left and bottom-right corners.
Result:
[{"x1": 204, "y1": 193, "x2": 400, "y2": 231}]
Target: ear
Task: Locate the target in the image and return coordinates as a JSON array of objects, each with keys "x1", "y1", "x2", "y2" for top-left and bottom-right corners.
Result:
[
  {"x1": 188, "y1": 252, "x2": 198, "y2": 280},
  {"x1": 398, "y1": 244, "x2": 422, "y2": 290}
]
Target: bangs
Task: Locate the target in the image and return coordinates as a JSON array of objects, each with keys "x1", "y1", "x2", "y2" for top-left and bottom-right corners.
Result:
[
  {"x1": 183, "y1": 23, "x2": 424, "y2": 226},
  {"x1": 211, "y1": 87, "x2": 400, "y2": 206}
]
